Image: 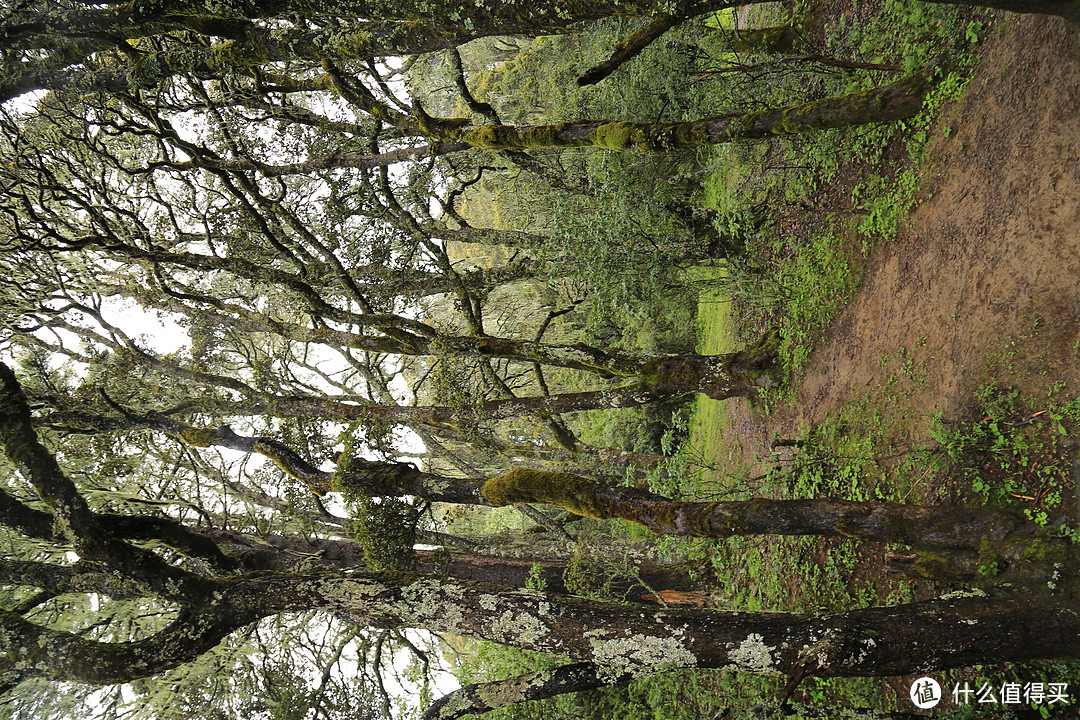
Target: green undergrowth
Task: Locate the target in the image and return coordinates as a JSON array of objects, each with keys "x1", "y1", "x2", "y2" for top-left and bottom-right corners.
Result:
[
  {"x1": 931, "y1": 384, "x2": 1080, "y2": 531},
  {"x1": 927, "y1": 385, "x2": 1080, "y2": 717},
  {"x1": 699, "y1": 0, "x2": 989, "y2": 384}
]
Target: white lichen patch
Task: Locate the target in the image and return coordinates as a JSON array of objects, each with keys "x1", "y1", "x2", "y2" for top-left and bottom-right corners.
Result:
[
  {"x1": 427, "y1": 477, "x2": 455, "y2": 496},
  {"x1": 490, "y1": 610, "x2": 549, "y2": 646},
  {"x1": 537, "y1": 601, "x2": 550, "y2": 616},
  {"x1": 432, "y1": 692, "x2": 475, "y2": 720},
  {"x1": 476, "y1": 669, "x2": 555, "y2": 707},
  {"x1": 321, "y1": 578, "x2": 388, "y2": 601},
  {"x1": 589, "y1": 633, "x2": 698, "y2": 682},
  {"x1": 728, "y1": 633, "x2": 780, "y2": 675},
  {"x1": 848, "y1": 637, "x2": 877, "y2": 665},
  {"x1": 392, "y1": 580, "x2": 467, "y2": 633},
  {"x1": 478, "y1": 594, "x2": 499, "y2": 611},
  {"x1": 937, "y1": 588, "x2": 988, "y2": 600}
]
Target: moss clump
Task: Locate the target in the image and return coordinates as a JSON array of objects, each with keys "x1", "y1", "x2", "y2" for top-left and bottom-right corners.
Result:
[
  {"x1": 734, "y1": 328, "x2": 783, "y2": 388},
  {"x1": 481, "y1": 468, "x2": 609, "y2": 520},
  {"x1": 463, "y1": 123, "x2": 572, "y2": 151},
  {"x1": 587, "y1": 121, "x2": 648, "y2": 151},
  {"x1": 178, "y1": 426, "x2": 216, "y2": 447},
  {"x1": 350, "y1": 495, "x2": 420, "y2": 572}
]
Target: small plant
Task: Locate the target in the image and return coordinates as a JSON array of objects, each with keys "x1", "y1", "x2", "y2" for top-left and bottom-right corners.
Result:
[
  {"x1": 524, "y1": 562, "x2": 548, "y2": 590},
  {"x1": 965, "y1": 20, "x2": 985, "y2": 44}
]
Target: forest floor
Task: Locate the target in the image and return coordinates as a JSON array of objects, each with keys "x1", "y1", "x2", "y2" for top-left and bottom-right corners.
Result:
[
  {"x1": 706, "y1": 13, "x2": 1080, "y2": 712},
  {"x1": 726, "y1": 13, "x2": 1080, "y2": 495}
]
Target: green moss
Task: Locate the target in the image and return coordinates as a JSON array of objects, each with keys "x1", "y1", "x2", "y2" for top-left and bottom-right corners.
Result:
[
  {"x1": 178, "y1": 426, "x2": 216, "y2": 447},
  {"x1": 734, "y1": 329, "x2": 783, "y2": 388},
  {"x1": 481, "y1": 467, "x2": 609, "y2": 520},
  {"x1": 463, "y1": 123, "x2": 572, "y2": 151},
  {"x1": 211, "y1": 37, "x2": 270, "y2": 67},
  {"x1": 252, "y1": 440, "x2": 290, "y2": 476},
  {"x1": 587, "y1": 121, "x2": 647, "y2": 151},
  {"x1": 416, "y1": 113, "x2": 470, "y2": 141}
]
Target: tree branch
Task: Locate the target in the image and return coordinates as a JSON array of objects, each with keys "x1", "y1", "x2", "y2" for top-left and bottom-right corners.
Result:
[
  {"x1": 577, "y1": 14, "x2": 684, "y2": 86},
  {"x1": 424, "y1": 662, "x2": 629, "y2": 720}
]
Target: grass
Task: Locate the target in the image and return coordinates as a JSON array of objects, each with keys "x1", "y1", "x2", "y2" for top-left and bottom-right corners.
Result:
[{"x1": 682, "y1": 264, "x2": 741, "y2": 486}]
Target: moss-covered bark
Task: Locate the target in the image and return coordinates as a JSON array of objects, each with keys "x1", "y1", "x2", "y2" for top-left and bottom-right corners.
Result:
[
  {"x1": 478, "y1": 464, "x2": 1080, "y2": 591},
  {"x1": 2, "y1": 0, "x2": 771, "y2": 102},
  {"x1": 44, "y1": 394, "x2": 1074, "y2": 593},
  {"x1": 463, "y1": 67, "x2": 938, "y2": 153},
  {"x1": 722, "y1": 26, "x2": 802, "y2": 55}
]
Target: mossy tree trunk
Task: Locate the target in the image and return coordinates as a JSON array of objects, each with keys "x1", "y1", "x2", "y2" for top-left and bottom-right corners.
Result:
[
  {"x1": 2, "y1": 0, "x2": 771, "y2": 102},
  {"x1": 462, "y1": 65, "x2": 938, "y2": 153},
  {"x1": 48, "y1": 393, "x2": 1068, "y2": 593},
  {"x1": 42, "y1": 384, "x2": 668, "y2": 439},
  {"x1": 722, "y1": 25, "x2": 803, "y2": 55},
  {"x1": 921, "y1": 0, "x2": 1080, "y2": 22},
  {"x1": 474, "y1": 466, "x2": 1078, "y2": 591}
]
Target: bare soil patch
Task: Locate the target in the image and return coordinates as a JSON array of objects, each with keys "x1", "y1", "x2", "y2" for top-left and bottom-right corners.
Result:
[{"x1": 728, "y1": 14, "x2": 1080, "y2": 473}]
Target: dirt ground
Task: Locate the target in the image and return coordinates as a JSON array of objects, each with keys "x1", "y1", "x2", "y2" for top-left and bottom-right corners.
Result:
[{"x1": 728, "y1": 13, "x2": 1080, "y2": 474}]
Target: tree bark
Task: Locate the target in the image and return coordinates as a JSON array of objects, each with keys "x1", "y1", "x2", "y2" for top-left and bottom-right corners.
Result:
[
  {"x1": 3, "y1": 570, "x2": 1078, "y2": 690},
  {"x1": 921, "y1": 0, "x2": 1079, "y2": 22},
  {"x1": 0, "y1": 0, "x2": 770, "y2": 102},
  {"x1": 40, "y1": 392, "x2": 1070, "y2": 592},
  {"x1": 44, "y1": 400, "x2": 1066, "y2": 591},
  {"x1": 462, "y1": 65, "x2": 938, "y2": 153},
  {"x1": 424, "y1": 663, "x2": 631, "y2": 720}
]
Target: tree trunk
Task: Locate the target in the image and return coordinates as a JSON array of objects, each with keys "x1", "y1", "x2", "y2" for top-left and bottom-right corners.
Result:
[
  {"x1": 922, "y1": 0, "x2": 1079, "y2": 22},
  {"x1": 462, "y1": 65, "x2": 938, "y2": 153},
  {"x1": 5, "y1": 570, "x2": 1079, "y2": 689},
  {"x1": 723, "y1": 26, "x2": 803, "y2": 55},
  {"x1": 46, "y1": 400, "x2": 1068, "y2": 592},
  {"x1": 43, "y1": 385, "x2": 666, "y2": 436},
  {"x1": 1, "y1": 0, "x2": 771, "y2": 102}
]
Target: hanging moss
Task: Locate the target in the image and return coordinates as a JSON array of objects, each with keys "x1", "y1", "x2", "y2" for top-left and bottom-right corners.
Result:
[
  {"x1": 350, "y1": 495, "x2": 419, "y2": 572},
  {"x1": 481, "y1": 468, "x2": 610, "y2": 520}
]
